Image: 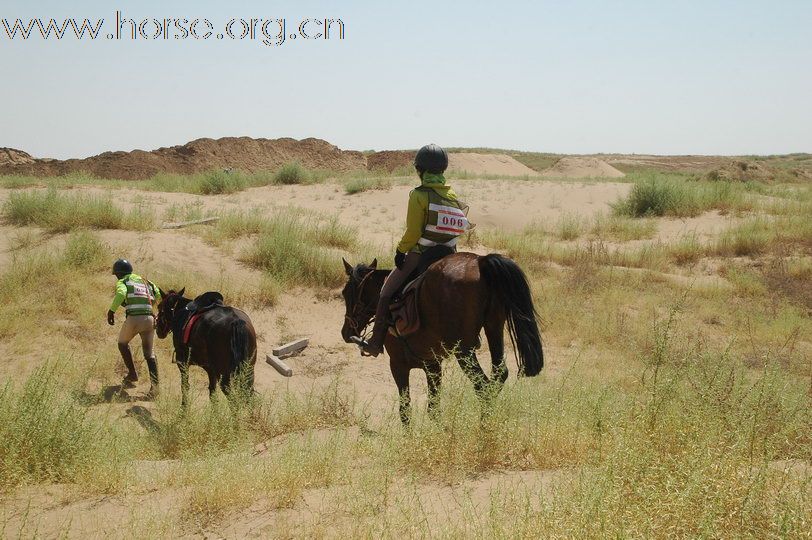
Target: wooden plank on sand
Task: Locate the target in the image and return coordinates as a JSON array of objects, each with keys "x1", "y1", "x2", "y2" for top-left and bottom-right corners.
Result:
[
  {"x1": 272, "y1": 338, "x2": 309, "y2": 358},
  {"x1": 266, "y1": 354, "x2": 293, "y2": 377},
  {"x1": 162, "y1": 217, "x2": 220, "y2": 229}
]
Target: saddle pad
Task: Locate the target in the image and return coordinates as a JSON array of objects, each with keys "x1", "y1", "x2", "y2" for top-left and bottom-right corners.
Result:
[{"x1": 182, "y1": 313, "x2": 203, "y2": 345}]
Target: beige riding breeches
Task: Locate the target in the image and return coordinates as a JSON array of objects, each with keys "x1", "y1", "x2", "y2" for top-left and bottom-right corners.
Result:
[{"x1": 118, "y1": 315, "x2": 155, "y2": 358}]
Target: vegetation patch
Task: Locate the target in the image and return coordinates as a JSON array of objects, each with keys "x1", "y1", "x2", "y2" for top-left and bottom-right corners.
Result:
[
  {"x1": 3, "y1": 189, "x2": 154, "y2": 232},
  {"x1": 344, "y1": 176, "x2": 393, "y2": 195}
]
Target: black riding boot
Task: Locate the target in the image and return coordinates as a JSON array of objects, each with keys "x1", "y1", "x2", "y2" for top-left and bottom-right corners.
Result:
[
  {"x1": 118, "y1": 344, "x2": 137, "y2": 387},
  {"x1": 362, "y1": 298, "x2": 391, "y2": 357},
  {"x1": 146, "y1": 356, "x2": 160, "y2": 397}
]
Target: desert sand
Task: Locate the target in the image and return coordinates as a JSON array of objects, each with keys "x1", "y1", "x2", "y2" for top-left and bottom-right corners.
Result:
[
  {"x1": 540, "y1": 157, "x2": 626, "y2": 178},
  {"x1": 447, "y1": 153, "x2": 538, "y2": 176}
]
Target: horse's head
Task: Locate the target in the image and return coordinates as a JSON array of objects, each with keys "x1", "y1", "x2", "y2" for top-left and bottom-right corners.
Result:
[
  {"x1": 155, "y1": 287, "x2": 186, "y2": 339},
  {"x1": 340, "y1": 258, "x2": 381, "y2": 343}
]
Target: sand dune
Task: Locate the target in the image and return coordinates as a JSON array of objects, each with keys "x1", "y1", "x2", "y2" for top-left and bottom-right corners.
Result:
[
  {"x1": 448, "y1": 153, "x2": 538, "y2": 176},
  {"x1": 541, "y1": 157, "x2": 625, "y2": 178}
]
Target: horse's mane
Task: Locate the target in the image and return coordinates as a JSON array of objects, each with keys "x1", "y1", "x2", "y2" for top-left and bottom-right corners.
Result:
[{"x1": 352, "y1": 264, "x2": 389, "y2": 282}]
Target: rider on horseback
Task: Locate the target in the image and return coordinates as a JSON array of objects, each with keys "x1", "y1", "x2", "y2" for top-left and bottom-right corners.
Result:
[
  {"x1": 107, "y1": 259, "x2": 162, "y2": 395},
  {"x1": 361, "y1": 144, "x2": 470, "y2": 357}
]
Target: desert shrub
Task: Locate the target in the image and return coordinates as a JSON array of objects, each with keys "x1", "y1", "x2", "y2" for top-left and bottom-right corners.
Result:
[
  {"x1": 591, "y1": 213, "x2": 657, "y2": 241},
  {"x1": 344, "y1": 177, "x2": 393, "y2": 194},
  {"x1": 0, "y1": 365, "x2": 126, "y2": 489},
  {"x1": 714, "y1": 219, "x2": 772, "y2": 257},
  {"x1": 63, "y1": 230, "x2": 108, "y2": 269},
  {"x1": 2, "y1": 189, "x2": 154, "y2": 232},
  {"x1": 556, "y1": 213, "x2": 584, "y2": 240},
  {"x1": 613, "y1": 176, "x2": 703, "y2": 217},
  {"x1": 669, "y1": 234, "x2": 703, "y2": 265},
  {"x1": 613, "y1": 175, "x2": 750, "y2": 218},
  {"x1": 236, "y1": 211, "x2": 356, "y2": 287},
  {"x1": 274, "y1": 162, "x2": 310, "y2": 185},
  {"x1": 198, "y1": 170, "x2": 247, "y2": 195}
]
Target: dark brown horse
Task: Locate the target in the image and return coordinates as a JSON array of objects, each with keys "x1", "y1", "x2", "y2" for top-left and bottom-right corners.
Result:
[
  {"x1": 341, "y1": 252, "x2": 543, "y2": 424},
  {"x1": 156, "y1": 289, "x2": 257, "y2": 408}
]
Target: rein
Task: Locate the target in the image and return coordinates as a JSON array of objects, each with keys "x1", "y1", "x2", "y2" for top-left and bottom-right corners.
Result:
[{"x1": 345, "y1": 265, "x2": 431, "y2": 363}]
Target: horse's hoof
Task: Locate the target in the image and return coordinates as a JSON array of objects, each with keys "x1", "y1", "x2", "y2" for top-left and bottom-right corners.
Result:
[{"x1": 122, "y1": 378, "x2": 138, "y2": 389}]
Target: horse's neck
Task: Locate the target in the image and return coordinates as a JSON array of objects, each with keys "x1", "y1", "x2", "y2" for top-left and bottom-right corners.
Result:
[
  {"x1": 172, "y1": 297, "x2": 193, "y2": 328},
  {"x1": 371, "y1": 270, "x2": 389, "y2": 294}
]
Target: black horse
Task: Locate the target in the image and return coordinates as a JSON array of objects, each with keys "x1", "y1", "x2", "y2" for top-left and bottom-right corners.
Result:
[{"x1": 156, "y1": 289, "x2": 257, "y2": 408}]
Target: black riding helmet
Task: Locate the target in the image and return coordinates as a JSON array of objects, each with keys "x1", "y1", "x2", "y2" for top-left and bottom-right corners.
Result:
[
  {"x1": 414, "y1": 144, "x2": 448, "y2": 174},
  {"x1": 112, "y1": 259, "x2": 133, "y2": 276}
]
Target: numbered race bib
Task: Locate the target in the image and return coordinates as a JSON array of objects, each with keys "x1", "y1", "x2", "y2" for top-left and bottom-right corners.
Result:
[
  {"x1": 427, "y1": 203, "x2": 469, "y2": 237},
  {"x1": 127, "y1": 281, "x2": 151, "y2": 299}
]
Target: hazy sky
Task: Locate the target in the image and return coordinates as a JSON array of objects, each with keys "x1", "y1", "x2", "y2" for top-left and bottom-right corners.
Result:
[{"x1": 1, "y1": 0, "x2": 810, "y2": 159}]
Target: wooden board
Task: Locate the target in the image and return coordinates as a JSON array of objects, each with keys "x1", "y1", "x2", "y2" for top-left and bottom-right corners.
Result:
[
  {"x1": 162, "y1": 217, "x2": 220, "y2": 229},
  {"x1": 265, "y1": 354, "x2": 293, "y2": 377},
  {"x1": 272, "y1": 338, "x2": 309, "y2": 358}
]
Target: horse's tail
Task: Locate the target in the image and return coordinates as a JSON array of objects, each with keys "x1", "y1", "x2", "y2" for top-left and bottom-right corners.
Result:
[
  {"x1": 478, "y1": 253, "x2": 543, "y2": 377},
  {"x1": 229, "y1": 318, "x2": 254, "y2": 389}
]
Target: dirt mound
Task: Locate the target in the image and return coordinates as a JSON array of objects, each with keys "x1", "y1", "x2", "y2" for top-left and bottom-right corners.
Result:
[
  {"x1": 540, "y1": 157, "x2": 626, "y2": 178},
  {"x1": 447, "y1": 153, "x2": 538, "y2": 176},
  {"x1": 366, "y1": 150, "x2": 414, "y2": 172},
  {"x1": 0, "y1": 148, "x2": 35, "y2": 167},
  {"x1": 704, "y1": 160, "x2": 805, "y2": 183},
  {"x1": 0, "y1": 137, "x2": 367, "y2": 180}
]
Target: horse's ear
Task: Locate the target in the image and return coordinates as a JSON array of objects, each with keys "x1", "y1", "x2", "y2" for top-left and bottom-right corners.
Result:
[
  {"x1": 342, "y1": 258, "x2": 353, "y2": 276},
  {"x1": 178, "y1": 287, "x2": 185, "y2": 297},
  {"x1": 369, "y1": 258, "x2": 378, "y2": 270}
]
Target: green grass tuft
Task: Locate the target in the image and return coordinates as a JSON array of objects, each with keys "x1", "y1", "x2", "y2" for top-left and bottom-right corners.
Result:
[
  {"x1": 3, "y1": 189, "x2": 154, "y2": 232},
  {"x1": 344, "y1": 177, "x2": 393, "y2": 194},
  {"x1": 274, "y1": 162, "x2": 311, "y2": 185}
]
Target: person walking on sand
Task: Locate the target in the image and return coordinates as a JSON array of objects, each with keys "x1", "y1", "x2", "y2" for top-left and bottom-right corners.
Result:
[
  {"x1": 107, "y1": 259, "x2": 162, "y2": 396},
  {"x1": 360, "y1": 143, "x2": 470, "y2": 357}
]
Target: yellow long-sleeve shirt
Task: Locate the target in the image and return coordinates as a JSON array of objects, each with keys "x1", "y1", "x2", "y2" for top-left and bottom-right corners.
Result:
[{"x1": 396, "y1": 174, "x2": 459, "y2": 254}]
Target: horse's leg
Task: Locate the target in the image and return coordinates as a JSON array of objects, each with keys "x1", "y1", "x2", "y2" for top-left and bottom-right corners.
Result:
[
  {"x1": 220, "y1": 370, "x2": 231, "y2": 397},
  {"x1": 174, "y1": 344, "x2": 191, "y2": 410},
  {"x1": 425, "y1": 362, "x2": 442, "y2": 422},
  {"x1": 484, "y1": 318, "x2": 508, "y2": 393},
  {"x1": 390, "y1": 357, "x2": 411, "y2": 426},
  {"x1": 178, "y1": 361, "x2": 190, "y2": 410},
  {"x1": 207, "y1": 370, "x2": 218, "y2": 399},
  {"x1": 456, "y1": 347, "x2": 490, "y2": 399}
]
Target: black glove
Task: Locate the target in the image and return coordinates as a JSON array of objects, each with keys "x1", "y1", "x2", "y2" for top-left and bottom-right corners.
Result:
[
  {"x1": 107, "y1": 310, "x2": 115, "y2": 326},
  {"x1": 394, "y1": 250, "x2": 406, "y2": 270}
]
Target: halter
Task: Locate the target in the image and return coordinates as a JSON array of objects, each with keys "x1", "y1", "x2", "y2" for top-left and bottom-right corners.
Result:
[{"x1": 344, "y1": 267, "x2": 378, "y2": 340}]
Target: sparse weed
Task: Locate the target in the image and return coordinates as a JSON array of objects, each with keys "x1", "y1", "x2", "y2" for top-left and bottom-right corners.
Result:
[
  {"x1": 556, "y1": 213, "x2": 584, "y2": 240},
  {"x1": 669, "y1": 234, "x2": 703, "y2": 265}
]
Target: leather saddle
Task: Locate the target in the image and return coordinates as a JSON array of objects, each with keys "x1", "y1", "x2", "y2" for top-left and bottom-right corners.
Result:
[
  {"x1": 388, "y1": 246, "x2": 454, "y2": 337},
  {"x1": 182, "y1": 291, "x2": 225, "y2": 345}
]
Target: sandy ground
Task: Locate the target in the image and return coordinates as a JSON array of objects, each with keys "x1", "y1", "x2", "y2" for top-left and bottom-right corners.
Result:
[{"x1": 0, "y1": 177, "x2": 755, "y2": 538}]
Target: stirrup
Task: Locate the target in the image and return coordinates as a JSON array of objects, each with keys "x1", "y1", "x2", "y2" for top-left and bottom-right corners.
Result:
[{"x1": 350, "y1": 336, "x2": 377, "y2": 357}]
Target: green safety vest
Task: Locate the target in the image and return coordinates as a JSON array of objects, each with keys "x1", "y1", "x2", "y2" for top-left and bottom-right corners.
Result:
[
  {"x1": 120, "y1": 274, "x2": 156, "y2": 317},
  {"x1": 416, "y1": 186, "x2": 470, "y2": 249}
]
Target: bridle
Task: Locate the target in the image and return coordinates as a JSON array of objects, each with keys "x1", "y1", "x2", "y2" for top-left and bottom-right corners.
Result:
[
  {"x1": 156, "y1": 294, "x2": 181, "y2": 337},
  {"x1": 344, "y1": 267, "x2": 378, "y2": 340}
]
